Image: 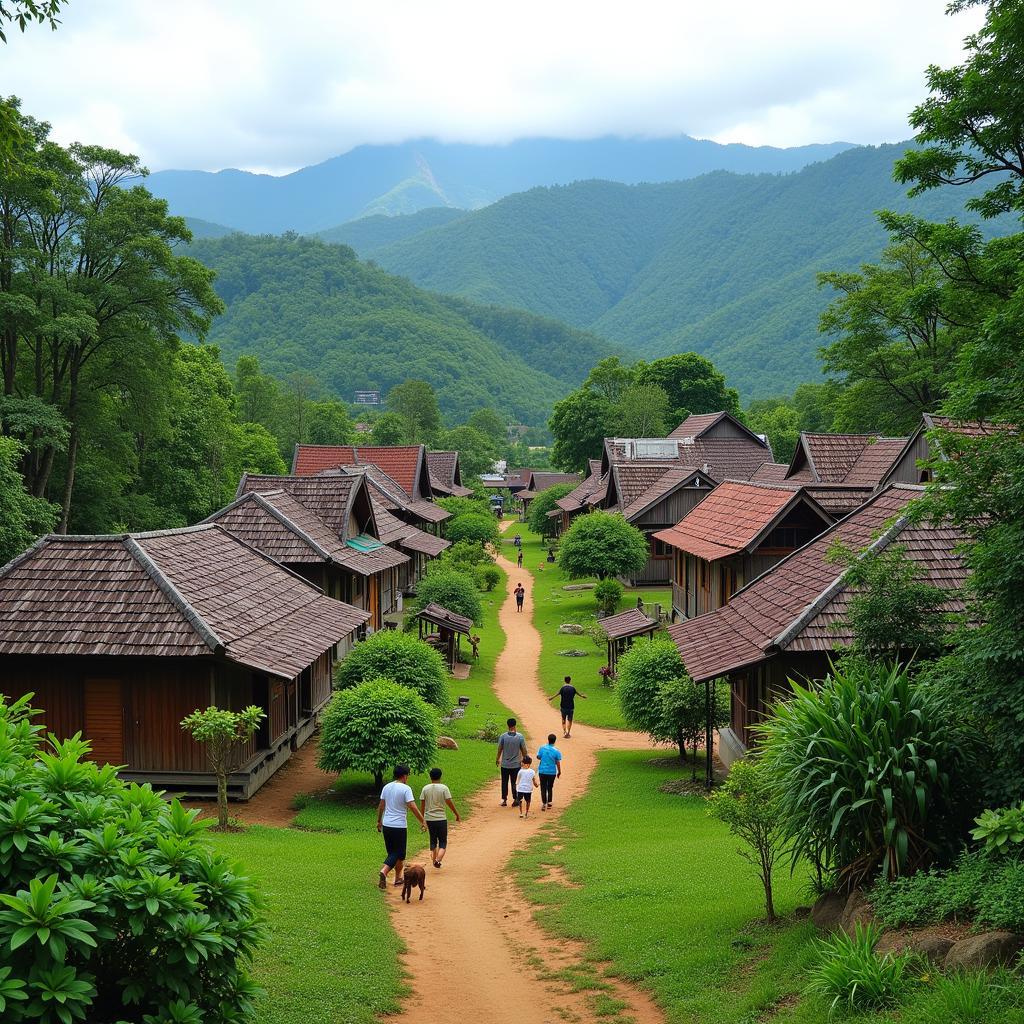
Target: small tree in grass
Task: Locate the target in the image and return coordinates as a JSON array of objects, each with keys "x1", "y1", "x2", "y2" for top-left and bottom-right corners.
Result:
[
  {"x1": 659, "y1": 675, "x2": 730, "y2": 778},
  {"x1": 558, "y1": 511, "x2": 648, "y2": 581},
  {"x1": 181, "y1": 705, "x2": 265, "y2": 828},
  {"x1": 594, "y1": 578, "x2": 623, "y2": 616},
  {"x1": 616, "y1": 635, "x2": 685, "y2": 737},
  {"x1": 526, "y1": 483, "x2": 576, "y2": 537},
  {"x1": 318, "y1": 679, "x2": 438, "y2": 788},
  {"x1": 707, "y1": 758, "x2": 785, "y2": 923},
  {"x1": 336, "y1": 629, "x2": 451, "y2": 709}
]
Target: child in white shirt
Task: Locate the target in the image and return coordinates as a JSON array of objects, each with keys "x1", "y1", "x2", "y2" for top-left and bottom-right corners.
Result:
[{"x1": 516, "y1": 756, "x2": 539, "y2": 818}]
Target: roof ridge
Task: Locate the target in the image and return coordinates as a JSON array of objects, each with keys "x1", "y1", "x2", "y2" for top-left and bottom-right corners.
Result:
[
  {"x1": 251, "y1": 492, "x2": 338, "y2": 561},
  {"x1": 124, "y1": 536, "x2": 225, "y2": 654}
]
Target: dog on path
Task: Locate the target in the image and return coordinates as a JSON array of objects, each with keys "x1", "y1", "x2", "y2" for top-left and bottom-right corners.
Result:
[{"x1": 401, "y1": 864, "x2": 426, "y2": 902}]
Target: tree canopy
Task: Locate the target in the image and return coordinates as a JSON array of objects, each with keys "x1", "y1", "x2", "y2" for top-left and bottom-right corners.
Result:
[{"x1": 557, "y1": 511, "x2": 649, "y2": 581}]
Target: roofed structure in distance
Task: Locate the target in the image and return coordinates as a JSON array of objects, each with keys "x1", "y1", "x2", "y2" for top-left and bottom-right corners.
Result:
[
  {"x1": 603, "y1": 434, "x2": 773, "y2": 484},
  {"x1": 426, "y1": 450, "x2": 473, "y2": 497},
  {"x1": 598, "y1": 607, "x2": 660, "y2": 641},
  {"x1": 416, "y1": 602, "x2": 473, "y2": 636},
  {"x1": 786, "y1": 433, "x2": 908, "y2": 487},
  {"x1": 292, "y1": 444, "x2": 433, "y2": 500}
]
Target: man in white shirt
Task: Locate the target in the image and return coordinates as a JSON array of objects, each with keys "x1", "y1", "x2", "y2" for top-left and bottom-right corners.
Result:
[{"x1": 377, "y1": 764, "x2": 426, "y2": 890}]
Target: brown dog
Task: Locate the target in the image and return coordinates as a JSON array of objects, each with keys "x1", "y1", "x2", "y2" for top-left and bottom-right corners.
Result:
[{"x1": 401, "y1": 864, "x2": 426, "y2": 902}]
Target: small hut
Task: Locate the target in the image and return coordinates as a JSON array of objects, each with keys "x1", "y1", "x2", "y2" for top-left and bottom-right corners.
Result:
[
  {"x1": 598, "y1": 607, "x2": 659, "y2": 674},
  {"x1": 416, "y1": 602, "x2": 473, "y2": 670}
]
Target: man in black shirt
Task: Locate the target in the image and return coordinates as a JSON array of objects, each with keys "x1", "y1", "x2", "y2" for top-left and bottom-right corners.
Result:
[{"x1": 549, "y1": 675, "x2": 587, "y2": 738}]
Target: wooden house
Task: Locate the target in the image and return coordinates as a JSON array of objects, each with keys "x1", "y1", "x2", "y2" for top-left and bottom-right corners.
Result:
[
  {"x1": 667, "y1": 484, "x2": 967, "y2": 765},
  {"x1": 516, "y1": 470, "x2": 581, "y2": 521},
  {"x1": 426, "y1": 450, "x2": 474, "y2": 497},
  {"x1": 0, "y1": 525, "x2": 369, "y2": 798},
  {"x1": 598, "y1": 607, "x2": 660, "y2": 673},
  {"x1": 881, "y1": 413, "x2": 998, "y2": 486},
  {"x1": 654, "y1": 481, "x2": 834, "y2": 619},
  {"x1": 550, "y1": 460, "x2": 605, "y2": 534}
]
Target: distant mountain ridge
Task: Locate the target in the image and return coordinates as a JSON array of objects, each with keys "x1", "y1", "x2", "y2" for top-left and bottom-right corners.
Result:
[{"x1": 147, "y1": 135, "x2": 854, "y2": 233}]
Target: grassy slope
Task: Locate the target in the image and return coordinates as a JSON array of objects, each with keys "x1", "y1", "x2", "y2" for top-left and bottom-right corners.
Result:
[
  {"x1": 209, "y1": 568, "x2": 512, "y2": 1024},
  {"x1": 512, "y1": 527, "x2": 669, "y2": 730}
]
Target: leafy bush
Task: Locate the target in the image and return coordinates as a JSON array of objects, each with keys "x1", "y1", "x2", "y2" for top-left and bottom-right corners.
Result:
[
  {"x1": 558, "y1": 511, "x2": 649, "y2": 581},
  {"x1": 0, "y1": 693, "x2": 264, "y2": 1024},
  {"x1": 594, "y1": 578, "x2": 623, "y2": 616},
  {"x1": 759, "y1": 659, "x2": 975, "y2": 889},
  {"x1": 804, "y1": 923, "x2": 920, "y2": 1015},
  {"x1": 317, "y1": 679, "x2": 438, "y2": 789},
  {"x1": 474, "y1": 563, "x2": 501, "y2": 592},
  {"x1": 616, "y1": 636, "x2": 686, "y2": 738},
  {"x1": 659, "y1": 674, "x2": 729, "y2": 776},
  {"x1": 526, "y1": 482, "x2": 576, "y2": 537},
  {"x1": 335, "y1": 629, "x2": 451, "y2": 709},
  {"x1": 413, "y1": 567, "x2": 484, "y2": 624},
  {"x1": 439, "y1": 539, "x2": 492, "y2": 571},
  {"x1": 435, "y1": 496, "x2": 491, "y2": 519},
  {"x1": 971, "y1": 802, "x2": 1024, "y2": 857},
  {"x1": 444, "y1": 511, "x2": 499, "y2": 546},
  {"x1": 900, "y1": 969, "x2": 1023, "y2": 1024}
]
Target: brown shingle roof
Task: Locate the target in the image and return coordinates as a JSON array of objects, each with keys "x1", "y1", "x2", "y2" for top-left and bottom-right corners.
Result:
[
  {"x1": 801, "y1": 485, "x2": 877, "y2": 516},
  {"x1": 238, "y1": 472, "x2": 358, "y2": 535},
  {"x1": 618, "y1": 465, "x2": 710, "y2": 522},
  {"x1": 669, "y1": 411, "x2": 770, "y2": 449},
  {"x1": 606, "y1": 436, "x2": 771, "y2": 483},
  {"x1": 417, "y1": 602, "x2": 472, "y2": 635},
  {"x1": 370, "y1": 501, "x2": 450, "y2": 557},
  {"x1": 789, "y1": 433, "x2": 908, "y2": 486},
  {"x1": 750, "y1": 462, "x2": 791, "y2": 483},
  {"x1": 598, "y1": 607, "x2": 660, "y2": 641},
  {"x1": 668, "y1": 484, "x2": 967, "y2": 681},
  {"x1": 525, "y1": 471, "x2": 581, "y2": 491},
  {"x1": 293, "y1": 444, "x2": 428, "y2": 498},
  {"x1": 0, "y1": 526, "x2": 369, "y2": 678}
]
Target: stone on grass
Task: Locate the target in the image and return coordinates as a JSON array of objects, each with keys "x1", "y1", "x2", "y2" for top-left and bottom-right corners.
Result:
[
  {"x1": 811, "y1": 891, "x2": 846, "y2": 932},
  {"x1": 562, "y1": 584, "x2": 595, "y2": 591},
  {"x1": 558, "y1": 649, "x2": 589, "y2": 657},
  {"x1": 839, "y1": 890, "x2": 875, "y2": 936},
  {"x1": 944, "y1": 931, "x2": 1024, "y2": 970},
  {"x1": 437, "y1": 736, "x2": 459, "y2": 750},
  {"x1": 558, "y1": 623, "x2": 585, "y2": 634},
  {"x1": 875, "y1": 928, "x2": 954, "y2": 964}
]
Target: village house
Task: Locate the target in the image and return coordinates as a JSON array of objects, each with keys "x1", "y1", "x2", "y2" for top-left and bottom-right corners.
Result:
[
  {"x1": 425, "y1": 450, "x2": 474, "y2": 497},
  {"x1": 516, "y1": 469, "x2": 582, "y2": 520},
  {"x1": 654, "y1": 480, "x2": 834, "y2": 619},
  {"x1": 881, "y1": 413, "x2": 999, "y2": 486},
  {"x1": 667, "y1": 483, "x2": 967, "y2": 765},
  {"x1": 0, "y1": 524, "x2": 369, "y2": 798}
]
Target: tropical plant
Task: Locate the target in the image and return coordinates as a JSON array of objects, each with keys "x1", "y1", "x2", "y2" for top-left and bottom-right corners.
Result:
[
  {"x1": 707, "y1": 759, "x2": 786, "y2": 922},
  {"x1": 180, "y1": 705, "x2": 265, "y2": 828},
  {"x1": 335, "y1": 629, "x2": 451, "y2": 709},
  {"x1": 445, "y1": 511, "x2": 500, "y2": 546},
  {"x1": 758, "y1": 659, "x2": 976, "y2": 889},
  {"x1": 616, "y1": 636, "x2": 687, "y2": 739},
  {"x1": 558, "y1": 511, "x2": 648, "y2": 581},
  {"x1": 970, "y1": 802, "x2": 1024, "y2": 857},
  {"x1": 0, "y1": 692, "x2": 264, "y2": 1023},
  {"x1": 474, "y1": 563, "x2": 501, "y2": 592},
  {"x1": 805, "y1": 923, "x2": 920, "y2": 1016},
  {"x1": 317, "y1": 679, "x2": 438, "y2": 788},
  {"x1": 526, "y1": 482, "x2": 575, "y2": 537},
  {"x1": 593, "y1": 578, "x2": 623, "y2": 616},
  {"x1": 414, "y1": 567, "x2": 484, "y2": 625}
]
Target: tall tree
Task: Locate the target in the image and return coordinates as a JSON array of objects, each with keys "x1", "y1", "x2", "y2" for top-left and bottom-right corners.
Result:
[
  {"x1": 613, "y1": 382, "x2": 670, "y2": 437},
  {"x1": 435, "y1": 425, "x2": 498, "y2": 480},
  {"x1": 633, "y1": 352, "x2": 740, "y2": 428},
  {"x1": 465, "y1": 407, "x2": 508, "y2": 448},
  {"x1": 386, "y1": 379, "x2": 442, "y2": 443},
  {"x1": 0, "y1": 435, "x2": 57, "y2": 563},
  {"x1": 549, "y1": 387, "x2": 611, "y2": 472}
]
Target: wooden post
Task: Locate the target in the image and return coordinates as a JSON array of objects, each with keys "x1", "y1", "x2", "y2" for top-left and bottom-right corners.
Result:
[{"x1": 704, "y1": 678, "x2": 714, "y2": 791}]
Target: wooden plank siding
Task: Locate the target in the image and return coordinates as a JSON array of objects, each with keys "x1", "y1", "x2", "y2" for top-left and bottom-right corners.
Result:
[
  {"x1": 885, "y1": 432, "x2": 932, "y2": 484},
  {"x1": 621, "y1": 486, "x2": 709, "y2": 586}
]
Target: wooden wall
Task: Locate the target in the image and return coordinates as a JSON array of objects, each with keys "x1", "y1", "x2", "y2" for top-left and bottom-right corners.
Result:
[{"x1": 885, "y1": 433, "x2": 931, "y2": 485}]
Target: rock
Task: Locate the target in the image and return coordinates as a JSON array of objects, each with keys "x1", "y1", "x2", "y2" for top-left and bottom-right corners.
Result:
[
  {"x1": 839, "y1": 890, "x2": 875, "y2": 936},
  {"x1": 558, "y1": 649, "x2": 589, "y2": 657},
  {"x1": 811, "y1": 891, "x2": 846, "y2": 932},
  {"x1": 562, "y1": 584, "x2": 595, "y2": 591},
  {"x1": 558, "y1": 623, "x2": 585, "y2": 634},
  {"x1": 875, "y1": 929, "x2": 954, "y2": 963},
  {"x1": 437, "y1": 736, "x2": 459, "y2": 750},
  {"x1": 944, "y1": 930, "x2": 1024, "y2": 971}
]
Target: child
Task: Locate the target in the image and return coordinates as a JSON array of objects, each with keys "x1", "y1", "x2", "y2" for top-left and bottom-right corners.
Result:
[
  {"x1": 516, "y1": 755, "x2": 539, "y2": 818},
  {"x1": 419, "y1": 767, "x2": 461, "y2": 868},
  {"x1": 517, "y1": 549, "x2": 524, "y2": 568}
]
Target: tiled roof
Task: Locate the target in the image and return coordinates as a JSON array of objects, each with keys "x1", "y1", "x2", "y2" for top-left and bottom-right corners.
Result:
[
  {"x1": 801, "y1": 485, "x2": 877, "y2": 516},
  {"x1": 669, "y1": 412, "x2": 730, "y2": 438},
  {"x1": 618, "y1": 465, "x2": 708, "y2": 522},
  {"x1": 750, "y1": 462, "x2": 791, "y2": 483},
  {"x1": 292, "y1": 444, "x2": 426, "y2": 498},
  {"x1": 843, "y1": 437, "x2": 910, "y2": 486},
  {"x1": 599, "y1": 607, "x2": 660, "y2": 640},
  {"x1": 653, "y1": 481, "x2": 817, "y2": 562},
  {"x1": 417, "y1": 602, "x2": 472, "y2": 635},
  {"x1": 238, "y1": 472, "x2": 359, "y2": 535},
  {"x1": 555, "y1": 464, "x2": 606, "y2": 513},
  {"x1": 791, "y1": 434, "x2": 908, "y2": 486},
  {"x1": 370, "y1": 501, "x2": 450, "y2": 557},
  {"x1": 925, "y1": 414, "x2": 998, "y2": 438},
  {"x1": 526, "y1": 472, "x2": 582, "y2": 491},
  {"x1": 607, "y1": 437, "x2": 771, "y2": 483},
  {"x1": 426, "y1": 451, "x2": 458, "y2": 487},
  {"x1": 611, "y1": 463, "x2": 675, "y2": 508},
  {"x1": 668, "y1": 484, "x2": 967, "y2": 681},
  {"x1": 0, "y1": 526, "x2": 369, "y2": 678}
]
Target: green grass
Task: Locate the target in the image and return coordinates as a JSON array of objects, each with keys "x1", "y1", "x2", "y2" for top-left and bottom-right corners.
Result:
[{"x1": 509, "y1": 526, "x2": 670, "y2": 730}]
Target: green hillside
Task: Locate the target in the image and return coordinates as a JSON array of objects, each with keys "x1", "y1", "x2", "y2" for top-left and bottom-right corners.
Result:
[
  {"x1": 359, "y1": 144, "x2": 1012, "y2": 397},
  {"x1": 187, "y1": 234, "x2": 614, "y2": 425},
  {"x1": 316, "y1": 207, "x2": 467, "y2": 248}
]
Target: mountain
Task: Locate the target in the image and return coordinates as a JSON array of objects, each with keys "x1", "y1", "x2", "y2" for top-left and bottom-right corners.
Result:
[
  {"x1": 350, "y1": 143, "x2": 1012, "y2": 398},
  {"x1": 186, "y1": 233, "x2": 615, "y2": 425},
  {"x1": 183, "y1": 217, "x2": 235, "y2": 239},
  {"x1": 145, "y1": 136, "x2": 854, "y2": 234},
  {"x1": 316, "y1": 207, "x2": 467, "y2": 249}
]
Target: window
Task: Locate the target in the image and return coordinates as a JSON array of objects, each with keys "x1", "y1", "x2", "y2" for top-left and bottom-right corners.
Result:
[
  {"x1": 650, "y1": 536, "x2": 671, "y2": 558},
  {"x1": 763, "y1": 526, "x2": 811, "y2": 550}
]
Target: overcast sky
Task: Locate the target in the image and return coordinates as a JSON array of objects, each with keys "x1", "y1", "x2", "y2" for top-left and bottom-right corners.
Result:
[{"x1": 4, "y1": 0, "x2": 982, "y2": 174}]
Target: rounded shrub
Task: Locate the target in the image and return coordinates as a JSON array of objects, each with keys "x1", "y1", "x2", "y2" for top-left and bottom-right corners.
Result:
[
  {"x1": 616, "y1": 636, "x2": 686, "y2": 738},
  {"x1": 317, "y1": 679, "x2": 438, "y2": 788},
  {"x1": 558, "y1": 511, "x2": 648, "y2": 581},
  {"x1": 474, "y1": 563, "x2": 501, "y2": 592},
  {"x1": 335, "y1": 629, "x2": 451, "y2": 709},
  {"x1": 445, "y1": 511, "x2": 499, "y2": 546},
  {"x1": 594, "y1": 578, "x2": 623, "y2": 616},
  {"x1": 413, "y1": 568, "x2": 483, "y2": 624},
  {"x1": 0, "y1": 693, "x2": 264, "y2": 1024}
]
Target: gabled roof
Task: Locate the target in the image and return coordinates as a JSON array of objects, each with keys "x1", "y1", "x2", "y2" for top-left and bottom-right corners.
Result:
[
  {"x1": 653, "y1": 481, "x2": 831, "y2": 562},
  {"x1": 879, "y1": 413, "x2": 1003, "y2": 488},
  {"x1": 667, "y1": 484, "x2": 967, "y2": 681},
  {"x1": 416, "y1": 602, "x2": 472, "y2": 636},
  {"x1": 292, "y1": 444, "x2": 432, "y2": 499},
  {"x1": 800, "y1": 485, "x2": 877, "y2": 517},
  {"x1": 0, "y1": 525, "x2": 368, "y2": 678},
  {"x1": 237, "y1": 472, "x2": 359, "y2": 535},
  {"x1": 603, "y1": 436, "x2": 771, "y2": 483},
  {"x1": 669, "y1": 411, "x2": 770, "y2": 449},
  {"x1": 370, "y1": 501, "x2": 450, "y2": 557},
  {"x1": 555, "y1": 462, "x2": 606, "y2": 514},
  {"x1": 598, "y1": 607, "x2": 660, "y2": 641},
  {"x1": 750, "y1": 462, "x2": 791, "y2": 483},
  {"x1": 787, "y1": 433, "x2": 908, "y2": 486},
  {"x1": 319, "y1": 464, "x2": 449, "y2": 524},
  {"x1": 615, "y1": 464, "x2": 713, "y2": 522},
  {"x1": 426, "y1": 451, "x2": 474, "y2": 497},
  {"x1": 523, "y1": 471, "x2": 581, "y2": 492}
]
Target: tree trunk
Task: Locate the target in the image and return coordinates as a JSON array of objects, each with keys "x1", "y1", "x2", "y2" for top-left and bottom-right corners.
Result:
[
  {"x1": 676, "y1": 729, "x2": 686, "y2": 763},
  {"x1": 217, "y1": 769, "x2": 229, "y2": 828},
  {"x1": 58, "y1": 421, "x2": 78, "y2": 534},
  {"x1": 762, "y1": 855, "x2": 776, "y2": 923},
  {"x1": 691, "y1": 739, "x2": 698, "y2": 781},
  {"x1": 374, "y1": 770, "x2": 384, "y2": 790}
]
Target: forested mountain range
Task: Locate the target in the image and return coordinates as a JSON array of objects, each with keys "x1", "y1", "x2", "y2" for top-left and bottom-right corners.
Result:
[
  {"x1": 338, "y1": 143, "x2": 1012, "y2": 398},
  {"x1": 186, "y1": 234, "x2": 616, "y2": 426},
  {"x1": 147, "y1": 135, "x2": 852, "y2": 233}
]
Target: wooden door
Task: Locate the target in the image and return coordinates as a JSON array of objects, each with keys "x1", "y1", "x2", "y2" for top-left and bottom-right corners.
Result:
[{"x1": 83, "y1": 679, "x2": 125, "y2": 766}]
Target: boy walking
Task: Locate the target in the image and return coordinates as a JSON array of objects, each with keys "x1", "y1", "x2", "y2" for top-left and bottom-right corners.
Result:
[
  {"x1": 516, "y1": 756, "x2": 539, "y2": 818},
  {"x1": 517, "y1": 549, "x2": 524, "y2": 568},
  {"x1": 496, "y1": 717, "x2": 528, "y2": 806},
  {"x1": 376, "y1": 764, "x2": 426, "y2": 890},
  {"x1": 420, "y1": 767, "x2": 461, "y2": 868},
  {"x1": 536, "y1": 733, "x2": 562, "y2": 810},
  {"x1": 514, "y1": 582, "x2": 526, "y2": 612},
  {"x1": 549, "y1": 675, "x2": 587, "y2": 738}
]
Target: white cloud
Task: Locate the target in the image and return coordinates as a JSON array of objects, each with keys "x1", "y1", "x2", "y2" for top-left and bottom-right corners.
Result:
[{"x1": 3, "y1": 0, "x2": 984, "y2": 173}]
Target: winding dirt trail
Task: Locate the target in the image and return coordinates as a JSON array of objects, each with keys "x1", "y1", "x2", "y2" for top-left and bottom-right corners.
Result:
[{"x1": 385, "y1": 526, "x2": 664, "y2": 1024}]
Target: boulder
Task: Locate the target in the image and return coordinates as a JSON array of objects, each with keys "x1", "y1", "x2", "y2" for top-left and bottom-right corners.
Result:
[
  {"x1": 437, "y1": 736, "x2": 459, "y2": 750},
  {"x1": 558, "y1": 623, "x2": 585, "y2": 635},
  {"x1": 875, "y1": 928, "x2": 954, "y2": 964},
  {"x1": 562, "y1": 584, "x2": 595, "y2": 591},
  {"x1": 944, "y1": 930, "x2": 1024, "y2": 970},
  {"x1": 558, "y1": 648, "x2": 589, "y2": 657},
  {"x1": 811, "y1": 891, "x2": 846, "y2": 932},
  {"x1": 839, "y1": 890, "x2": 875, "y2": 936}
]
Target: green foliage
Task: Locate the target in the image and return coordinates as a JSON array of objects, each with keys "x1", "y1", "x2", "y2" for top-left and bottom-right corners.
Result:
[
  {"x1": 317, "y1": 680, "x2": 438, "y2": 788},
  {"x1": 616, "y1": 636, "x2": 686, "y2": 738},
  {"x1": 0, "y1": 1, "x2": 66, "y2": 43},
  {"x1": 0, "y1": 692, "x2": 264, "y2": 1023},
  {"x1": 970, "y1": 802, "x2": 1024, "y2": 857},
  {"x1": 526, "y1": 482, "x2": 575, "y2": 537},
  {"x1": 758, "y1": 659, "x2": 976, "y2": 890},
  {"x1": 464, "y1": 407, "x2": 508, "y2": 448},
  {"x1": 558, "y1": 511, "x2": 648, "y2": 581},
  {"x1": 385, "y1": 379, "x2": 441, "y2": 443},
  {"x1": 435, "y1": 496, "x2": 491, "y2": 519},
  {"x1": 744, "y1": 399, "x2": 801, "y2": 464},
  {"x1": 593, "y1": 578, "x2": 622, "y2": 617},
  {"x1": 611, "y1": 382, "x2": 670, "y2": 437},
  {"x1": 335, "y1": 630, "x2": 451, "y2": 709},
  {"x1": 444, "y1": 511, "x2": 499, "y2": 546},
  {"x1": 414, "y1": 567, "x2": 484, "y2": 625},
  {"x1": 707, "y1": 759, "x2": 786, "y2": 921},
  {"x1": 0, "y1": 437, "x2": 57, "y2": 564},
  {"x1": 435, "y1": 538, "x2": 491, "y2": 571},
  {"x1": 474, "y1": 563, "x2": 501, "y2": 592},
  {"x1": 805, "y1": 923, "x2": 919, "y2": 1016},
  {"x1": 659, "y1": 675, "x2": 729, "y2": 776},
  {"x1": 369, "y1": 412, "x2": 410, "y2": 445},
  {"x1": 434, "y1": 425, "x2": 497, "y2": 480},
  {"x1": 633, "y1": 352, "x2": 740, "y2": 427},
  {"x1": 549, "y1": 386, "x2": 611, "y2": 472}
]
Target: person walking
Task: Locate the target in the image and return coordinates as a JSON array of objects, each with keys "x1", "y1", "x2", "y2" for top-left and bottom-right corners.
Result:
[
  {"x1": 516, "y1": 549, "x2": 524, "y2": 568},
  {"x1": 420, "y1": 767, "x2": 461, "y2": 868},
  {"x1": 516, "y1": 756, "x2": 539, "y2": 818},
  {"x1": 376, "y1": 764, "x2": 426, "y2": 890},
  {"x1": 514, "y1": 582, "x2": 526, "y2": 612},
  {"x1": 496, "y1": 718, "x2": 528, "y2": 806},
  {"x1": 513, "y1": 533, "x2": 522, "y2": 549},
  {"x1": 536, "y1": 733, "x2": 562, "y2": 810},
  {"x1": 549, "y1": 675, "x2": 587, "y2": 738}
]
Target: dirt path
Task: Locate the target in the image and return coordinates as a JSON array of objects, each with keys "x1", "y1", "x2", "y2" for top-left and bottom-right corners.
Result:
[{"x1": 386, "y1": 527, "x2": 664, "y2": 1024}]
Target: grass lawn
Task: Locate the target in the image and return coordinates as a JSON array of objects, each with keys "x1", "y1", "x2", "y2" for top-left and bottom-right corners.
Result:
[
  {"x1": 509, "y1": 525, "x2": 670, "y2": 730},
  {"x1": 518, "y1": 749, "x2": 1024, "y2": 1024}
]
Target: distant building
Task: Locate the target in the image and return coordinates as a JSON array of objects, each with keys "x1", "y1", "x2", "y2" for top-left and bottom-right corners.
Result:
[{"x1": 354, "y1": 390, "x2": 381, "y2": 406}]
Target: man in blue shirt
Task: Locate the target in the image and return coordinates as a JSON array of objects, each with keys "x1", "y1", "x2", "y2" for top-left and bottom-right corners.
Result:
[{"x1": 535, "y1": 733, "x2": 563, "y2": 810}]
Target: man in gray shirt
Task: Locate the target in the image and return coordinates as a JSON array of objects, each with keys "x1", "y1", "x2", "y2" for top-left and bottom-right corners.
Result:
[{"x1": 495, "y1": 717, "x2": 528, "y2": 807}]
